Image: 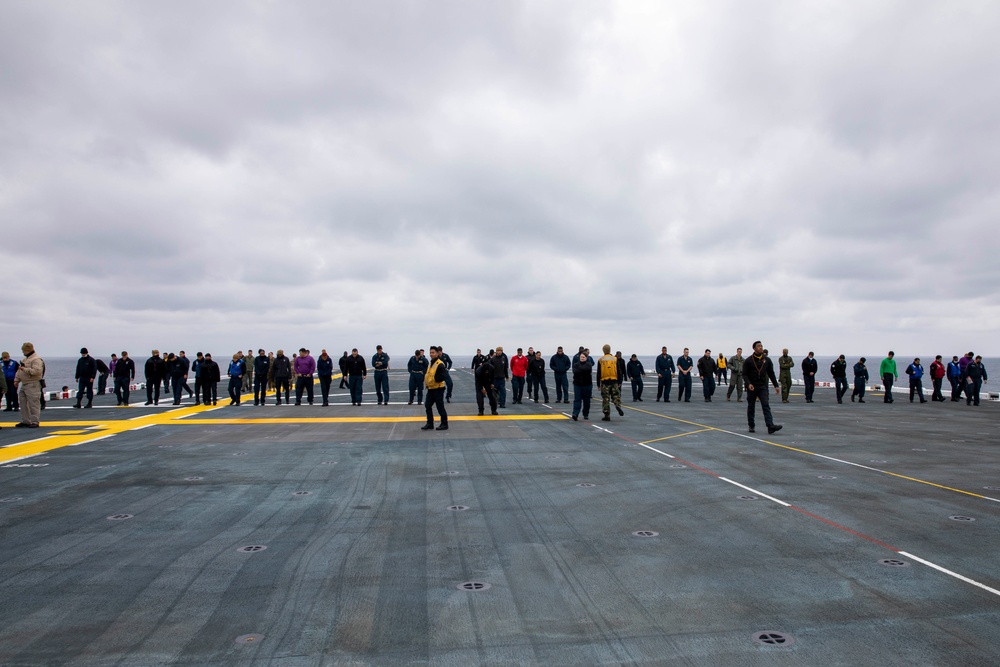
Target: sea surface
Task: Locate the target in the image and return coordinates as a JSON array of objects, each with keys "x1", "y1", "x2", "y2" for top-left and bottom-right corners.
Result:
[{"x1": 33, "y1": 353, "x2": 997, "y2": 395}]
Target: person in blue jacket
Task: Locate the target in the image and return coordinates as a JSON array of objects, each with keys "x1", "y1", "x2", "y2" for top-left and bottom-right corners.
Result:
[
  {"x1": 626, "y1": 354, "x2": 646, "y2": 401},
  {"x1": 851, "y1": 357, "x2": 869, "y2": 403},
  {"x1": 905, "y1": 358, "x2": 927, "y2": 403},
  {"x1": 655, "y1": 347, "x2": 675, "y2": 402},
  {"x1": 549, "y1": 346, "x2": 572, "y2": 404},
  {"x1": 947, "y1": 355, "x2": 963, "y2": 401},
  {"x1": 407, "y1": 349, "x2": 428, "y2": 404},
  {"x1": 371, "y1": 345, "x2": 390, "y2": 405},
  {"x1": 227, "y1": 353, "x2": 245, "y2": 405},
  {"x1": 676, "y1": 348, "x2": 694, "y2": 402},
  {"x1": 2, "y1": 351, "x2": 19, "y2": 411}
]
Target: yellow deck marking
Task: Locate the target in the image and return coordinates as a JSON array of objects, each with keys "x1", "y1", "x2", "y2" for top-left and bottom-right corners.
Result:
[
  {"x1": 641, "y1": 428, "x2": 716, "y2": 444},
  {"x1": 0, "y1": 395, "x2": 567, "y2": 463},
  {"x1": 625, "y1": 405, "x2": 999, "y2": 503}
]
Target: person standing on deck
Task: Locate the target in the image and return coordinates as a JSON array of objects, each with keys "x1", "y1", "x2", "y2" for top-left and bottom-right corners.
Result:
[
  {"x1": 254, "y1": 349, "x2": 271, "y2": 405},
  {"x1": 676, "y1": 348, "x2": 693, "y2": 402},
  {"x1": 407, "y1": 349, "x2": 428, "y2": 404},
  {"x1": 440, "y1": 348, "x2": 454, "y2": 403},
  {"x1": 830, "y1": 355, "x2": 849, "y2": 403},
  {"x1": 778, "y1": 349, "x2": 794, "y2": 403},
  {"x1": 113, "y1": 351, "x2": 135, "y2": 406},
  {"x1": 295, "y1": 348, "x2": 317, "y2": 405},
  {"x1": 571, "y1": 349, "x2": 594, "y2": 421},
  {"x1": 344, "y1": 348, "x2": 366, "y2": 406},
  {"x1": 144, "y1": 350, "x2": 164, "y2": 406},
  {"x1": 74, "y1": 348, "x2": 97, "y2": 409},
  {"x1": 227, "y1": 353, "x2": 244, "y2": 405},
  {"x1": 697, "y1": 349, "x2": 717, "y2": 402},
  {"x1": 626, "y1": 354, "x2": 645, "y2": 401},
  {"x1": 929, "y1": 355, "x2": 946, "y2": 402},
  {"x1": 474, "y1": 350, "x2": 498, "y2": 416},
  {"x1": 905, "y1": 358, "x2": 927, "y2": 403},
  {"x1": 852, "y1": 357, "x2": 869, "y2": 403},
  {"x1": 743, "y1": 341, "x2": 782, "y2": 435},
  {"x1": 961, "y1": 356, "x2": 988, "y2": 406},
  {"x1": 2, "y1": 352, "x2": 19, "y2": 411},
  {"x1": 14, "y1": 342, "x2": 44, "y2": 428},
  {"x1": 801, "y1": 352, "x2": 818, "y2": 403},
  {"x1": 880, "y1": 351, "x2": 898, "y2": 403},
  {"x1": 372, "y1": 345, "x2": 390, "y2": 405},
  {"x1": 549, "y1": 346, "x2": 571, "y2": 404},
  {"x1": 338, "y1": 351, "x2": 349, "y2": 389},
  {"x1": 597, "y1": 344, "x2": 625, "y2": 422},
  {"x1": 510, "y1": 348, "x2": 528, "y2": 404},
  {"x1": 727, "y1": 348, "x2": 744, "y2": 402},
  {"x1": 421, "y1": 346, "x2": 449, "y2": 431},
  {"x1": 655, "y1": 346, "x2": 675, "y2": 402},
  {"x1": 716, "y1": 353, "x2": 727, "y2": 385},
  {"x1": 491, "y1": 346, "x2": 509, "y2": 409},
  {"x1": 201, "y1": 353, "x2": 220, "y2": 406},
  {"x1": 528, "y1": 351, "x2": 549, "y2": 403},
  {"x1": 272, "y1": 350, "x2": 292, "y2": 405}
]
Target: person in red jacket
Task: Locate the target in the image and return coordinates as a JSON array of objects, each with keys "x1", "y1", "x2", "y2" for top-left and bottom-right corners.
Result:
[
  {"x1": 929, "y1": 355, "x2": 947, "y2": 402},
  {"x1": 510, "y1": 348, "x2": 529, "y2": 404}
]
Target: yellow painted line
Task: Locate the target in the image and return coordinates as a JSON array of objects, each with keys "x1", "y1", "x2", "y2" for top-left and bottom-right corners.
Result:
[
  {"x1": 624, "y1": 405, "x2": 1000, "y2": 503},
  {"x1": 48, "y1": 430, "x2": 90, "y2": 435},
  {"x1": 172, "y1": 415, "x2": 567, "y2": 425},
  {"x1": 641, "y1": 428, "x2": 716, "y2": 444}
]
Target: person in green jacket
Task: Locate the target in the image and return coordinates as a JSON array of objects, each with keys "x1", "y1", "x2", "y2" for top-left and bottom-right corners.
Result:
[
  {"x1": 880, "y1": 351, "x2": 898, "y2": 403},
  {"x1": 778, "y1": 349, "x2": 795, "y2": 402}
]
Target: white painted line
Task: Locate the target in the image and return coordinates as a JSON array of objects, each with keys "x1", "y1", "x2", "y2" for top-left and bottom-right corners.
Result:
[
  {"x1": 898, "y1": 551, "x2": 1000, "y2": 598},
  {"x1": 718, "y1": 477, "x2": 791, "y2": 507},
  {"x1": 69, "y1": 434, "x2": 116, "y2": 447},
  {"x1": 3, "y1": 436, "x2": 54, "y2": 448},
  {"x1": 131, "y1": 424, "x2": 155, "y2": 431},
  {"x1": 0, "y1": 452, "x2": 45, "y2": 464},
  {"x1": 635, "y1": 442, "x2": 676, "y2": 459}
]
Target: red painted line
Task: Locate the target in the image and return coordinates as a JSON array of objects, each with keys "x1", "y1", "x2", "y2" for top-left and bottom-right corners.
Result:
[{"x1": 789, "y1": 506, "x2": 900, "y2": 552}]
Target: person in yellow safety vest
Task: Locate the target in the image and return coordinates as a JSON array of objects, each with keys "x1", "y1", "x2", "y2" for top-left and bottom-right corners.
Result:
[
  {"x1": 596, "y1": 344, "x2": 625, "y2": 422},
  {"x1": 421, "y1": 346, "x2": 449, "y2": 431}
]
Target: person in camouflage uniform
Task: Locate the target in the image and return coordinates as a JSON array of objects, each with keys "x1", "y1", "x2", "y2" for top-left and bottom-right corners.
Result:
[
  {"x1": 596, "y1": 344, "x2": 624, "y2": 422},
  {"x1": 727, "y1": 347, "x2": 745, "y2": 401}
]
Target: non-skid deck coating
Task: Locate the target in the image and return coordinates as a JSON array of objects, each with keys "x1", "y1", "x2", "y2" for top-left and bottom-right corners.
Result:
[{"x1": 1, "y1": 369, "x2": 998, "y2": 666}]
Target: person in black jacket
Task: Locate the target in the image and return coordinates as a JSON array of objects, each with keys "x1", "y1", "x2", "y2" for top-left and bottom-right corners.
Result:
[
  {"x1": 474, "y1": 350, "x2": 498, "y2": 416},
  {"x1": 170, "y1": 352, "x2": 191, "y2": 405},
  {"x1": 830, "y1": 355, "x2": 849, "y2": 404},
  {"x1": 272, "y1": 350, "x2": 292, "y2": 405},
  {"x1": 743, "y1": 341, "x2": 782, "y2": 434},
  {"x1": 316, "y1": 350, "x2": 335, "y2": 406},
  {"x1": 345, "y1": 348, "x2": 367, "y2": 406},
  {"x1": 626, "y1": 354, "x2": 645, "y2": 401},
  {"x1": 490, "y1": 347, "x2": 509, "y2": 409},
  {"x1": 961, "y1": 355, "x2": 988, "y2": 406},
  {"x1": 801, "y1": 352, "x2": 818, "y2": 403},
  {"x1": 571, "y1": 350, "x2": 594, "y2": 421},
  {"x1": 696, "y1": 349, "x2": 717, "y2": 402},
  {"x1": 851, "y1": 357, "x2": 869, "y2": 403},
  {"x1": 144, "y1": 350, "x2": 165, "y2": 406},
  {"x1": 95, "y1": 357, "x2": 110, "y2": 395},
  {"x1": 74, "y1": 348, "x2": 98, "y2": 408},
  {"x1": 200, "y1": 353, "x2": 221, "y2": 405},
  {"x1": 528, "y1": 351, "x2": 549, "y2": 403},
  {"x1": 549, "y1": 346, "x2": 572, "y2": 403},
  {"x1": 253, "y1": 349, "x2": 271, "y2": 406},
  {"x1": 113, "y1": 351, "x2": 135, "y2": 406},
  {"x1": 338, "y1": 352, "x2": 349, "y2": 389}
]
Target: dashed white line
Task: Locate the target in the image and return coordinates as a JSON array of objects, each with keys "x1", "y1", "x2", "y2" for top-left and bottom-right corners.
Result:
[
  {"x1": 898, "y1": 551, "x2": 1000, "y2": 598},
  {"x1": 718, "y1": 477, "x2": 791, "y2": 507}
]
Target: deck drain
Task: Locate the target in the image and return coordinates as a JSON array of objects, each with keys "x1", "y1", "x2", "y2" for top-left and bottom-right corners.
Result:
[
  {"x1": 447, "y1": 505, "x2": 469, "y2": 511},
  {"x1": 739, "y1": 451, "x2": 753, "y2": 455},
  {"x1": 319, "y1": 461, "x2": 338, "y2": 465},
  {"x1": 0, "y1": 497, "x2": 23, "y2": 503},
  {"x1": 107, "y1": 514, "x2": 134, "y2": 521},
  {"x1": 632, "y1": 530, "x2": 659, "y2": 537},
  {"x1": 879, "y1": 558, "x2": 910, "y2": 567},
  {"x1": 157, "y1": 445, "x2": 172, "y2": 448},
  {"x1": 440, "y1": 471, "x2": 460, "y2": 476},
  {"x1": 184, "y1": 477, "x2": 204, "y2": 481},
  {"x1": 751, "y1": 631, "x2": 795, "y2": 646},
  {"x1": 234, "y1": 452, "x2": 248, "y2": 456},
  {"x1": 949, "y1": 515, "x2": 975, "y2": 522},
  {"x1": 457, "y1": 581, "x2": 491, "y2": 591},
  {"x1": 292, "y1": 491, "x2": 312, "y2": 496},
  {"x1": 236, "y1": 545, "x2": 268, "y2": 553},
  {"x1": 912, "y1": 448, "x2": 927, "y2": 452},
  {"x1": 546, "y1": 455, "x2": 561, "y2": 459},
  {"x1": 669, "y1": 464, "x2": 687, "y2": 469},
  {"x1": 234, "y1": 634, "x2": 263, "y2": 645},
  {"x1": 737, "y1": 495, "x2": 758, "y2": 501},
  {"x1": 352, "y1": 505, "x2": 371, "y2": 510},
  {"x1": 576, "y1": 483, "x2": 596, "y2": 488},
  {"x1": 817, "y1": 475, "x2": 837, "y2": 479}
]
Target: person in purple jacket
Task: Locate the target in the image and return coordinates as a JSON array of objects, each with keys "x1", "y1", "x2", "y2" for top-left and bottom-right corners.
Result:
[{"x1": 294, "y1": 347, "x2": 316, "y2": 405}]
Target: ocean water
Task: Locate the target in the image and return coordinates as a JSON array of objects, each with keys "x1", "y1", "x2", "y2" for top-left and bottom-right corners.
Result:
[{"x1": 28, "y1": 354, "x2": 999, "y2": 397}]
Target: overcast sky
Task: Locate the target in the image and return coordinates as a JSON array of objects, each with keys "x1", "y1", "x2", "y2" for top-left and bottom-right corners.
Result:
[{"x1": 3, "y1": 1, "x2": 999, "y2": 359}]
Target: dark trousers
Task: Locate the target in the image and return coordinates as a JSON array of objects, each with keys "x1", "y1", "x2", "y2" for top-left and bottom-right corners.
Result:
[
  {"x1": 409, "y1": 374, "x2": 424, "y2": 403},
  {"x1": 444, "y1": 371, "x2": 453, "y2": 399},
  {"x1": 701, "y1": 376, "x2": 715, "y2": 399},
  {"x1": 274, "y1": 378, "x2": 290, "y2": 404},
  {"x1": 932, "y1": 377, "x2": 944, "y2": 401},
  {"x1": 949, "y1": 376, "x2": 962, "y2": 400},
  {"x1": 348, "y1": 376, "x2": 364, "y2": 403},
  {"x1": 319, "y1": 376, "x2": 332, "y2": 404},
  {"x1": 529, "y1": 375, "x2": 549, "y2": 402},
  {"x1": 172, "y1": 376, "x2": 186, "y2": 403},
  {"x1": 163, "y1": 376, "x2": 170, "y2": 394},
  {"x1": 511, "y1": 376, "x2": 525, "y2": 402},
  {"x1": 4, "y1": 381, "x2": 18, "y2": 409},
  {"x1": 493, "y1": 378, "x2": 506, "y2": 407},
  {"x1": 630, "y1": 377, "x2": 643, "y2": 400},
  {"x1": 146, "y1": 380, "x2": 160, "y2": 404},
  {"x1": 746, "y1": 384, "x2": 775, "y2": 429},
  {"x1": 573, "y1": 384, "x2": 592, "y2": 419},
  {"x1": 677, "y1": 374, "x2": 692, "y2": 401},
  {"x1": 254, "y1": 375, "x2": 269, "y2": 404},
  {"x1": 76, "y1": 378, "x2": 94, "y2": 406},
  {"x1": 228, "y1": 377, "x2": 242, "y2": 404},
  {"x1": 296, "y1": 376, "x2": 314, "y2": 404},
  {"x1": 374, "y1": 371, "x2": 389, "y2": 403},
  {"x1": 476, "y1": 381, "x2": 498, "y2": 414},
  {"x1": 967, "y1": 379, "x2": 982, "y2": 405},
  {"x1": 194, "y1": 377, "x2": 203, "y2": 402},
  {"x1": 852, "y1": 378, "x2": 866, "y2": 400},
  {"x1": 835, "y1": 378, "x2": 849, "y2": 403},
  {"x1": 114, "y1": 376, "x2": 131, "y2": 405},
  {"x1": 804, "y1": 375, "x2": 815, "y2": 401},
  {"x1": 553, "y1": 372, "x2": 569, "y2": 401},
  {"x1": 910, "y1": 378, "x2": 926, "y2": 402},
  {"x1": 97, "y1": 372, "x2": 108, "y2": 394},
  {"x1": 726, "y1": 374, "x2": 742, "y2": 400},
  {"x1": 425, "y1": 387, "x2": 447, "y2": 425},
  {"x1": 882, "y1": 373, "x2": 895, "y2": 402},
  {"x1": 201, "y1": 381, "x2": 217, "y2": 405}
]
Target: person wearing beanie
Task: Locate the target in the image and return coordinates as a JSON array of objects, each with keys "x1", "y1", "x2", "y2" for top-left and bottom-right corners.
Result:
[
  {"x1": 596, "y1": 344, "x2": 625, "y2": 421},
  {"x1": 14, "y1": 342, "x2": 44, "y2": 427},
  {"x1": 74, "y1": 347, "x2": 97, "y2": 409}
]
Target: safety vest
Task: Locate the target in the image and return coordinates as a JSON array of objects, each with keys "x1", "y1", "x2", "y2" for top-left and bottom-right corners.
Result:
[
  {"x1": 597, "y1": 355, "x2": 618, "y2": 383},
  {"x1": 425, "y1": 359, "x2": 446, "y2": 390}
]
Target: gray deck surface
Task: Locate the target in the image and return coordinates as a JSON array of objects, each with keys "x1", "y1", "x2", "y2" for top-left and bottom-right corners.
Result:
[{"x1": 1, "y1": 370, "x2": 998, "y2": 666}]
